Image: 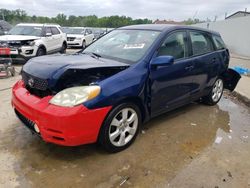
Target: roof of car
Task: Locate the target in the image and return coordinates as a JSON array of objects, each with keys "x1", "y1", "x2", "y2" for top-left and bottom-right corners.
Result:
[
  {"x1": 62, "y1": 27, "x2": 86, "y2": 29},
  {"x1": 119, "y1": 24, "x2": 220, "y2": 35},
  {"x1": 17, "y1": 23, "x2": 60, "y2": 27}
]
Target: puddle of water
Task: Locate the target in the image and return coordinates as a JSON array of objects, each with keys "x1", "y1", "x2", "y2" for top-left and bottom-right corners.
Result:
[{"x1": 0, "y1": 92, "x2": 249, "y2": 187}]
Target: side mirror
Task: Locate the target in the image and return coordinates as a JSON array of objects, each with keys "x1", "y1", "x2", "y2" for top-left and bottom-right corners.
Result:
[
  {"x1": 46, "y1": 33, "x2": 52, "y2": 37},
  {"x1": 151, "y1": 56, "x2": 174, "y2": 68}
]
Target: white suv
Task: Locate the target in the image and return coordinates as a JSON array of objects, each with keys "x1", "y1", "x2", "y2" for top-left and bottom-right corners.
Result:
[
  {"x1": 0, "y1": 23, "x2": 67, "y2": 63},
  {"x1": 62, "y1": 27, "x2": 94, "y2": 48}
]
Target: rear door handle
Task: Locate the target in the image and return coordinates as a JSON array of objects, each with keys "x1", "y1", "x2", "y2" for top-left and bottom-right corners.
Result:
[
  {"x1": 212, "y1": 58, "x2": 216, "y2": 63},
  {"x1": 185, "y1": 65, "x2": 194, "y2": 70}
]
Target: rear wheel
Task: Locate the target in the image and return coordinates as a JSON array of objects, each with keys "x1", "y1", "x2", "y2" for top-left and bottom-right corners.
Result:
[
  {"x1": 99, "y1": 103, "x2": 141, "y2": 153},
  {"x1": 202, "y1": 78, "x2": 224, "y2": 105},
  {"x1": 60, "y1": 43, "x2": 67, "y2": 54}
]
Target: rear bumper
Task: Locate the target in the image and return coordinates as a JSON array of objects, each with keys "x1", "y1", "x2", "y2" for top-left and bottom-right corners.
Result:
[{"x1": 12, "y1": 80, "x2": 112, "y2": 146}]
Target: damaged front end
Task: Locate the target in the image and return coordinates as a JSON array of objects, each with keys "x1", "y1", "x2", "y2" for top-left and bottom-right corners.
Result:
[
  {"x1": 21, "y1": 66, "x2": 128, "y2": 98},
  {"x1": 21, "y1": 54, "x2": 130, "y2": 98}
]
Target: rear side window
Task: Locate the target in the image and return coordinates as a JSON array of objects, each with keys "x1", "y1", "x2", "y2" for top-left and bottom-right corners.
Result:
[
  {"x1": 212, "y1": 35, "x2": 226, "y2": 50},
  {"x1": 157, "y1": 31, "x2": 188, "y2": 60},
  {"x1": 51, "y1": 27, "x2": 60, "y2": 35},
  {"x1": 190, "y1": 31, "x2": 213, "y2": 56}
]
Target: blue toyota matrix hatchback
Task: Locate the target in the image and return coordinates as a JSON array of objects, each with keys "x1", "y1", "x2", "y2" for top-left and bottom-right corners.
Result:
[{"x1": 12, "y1": 24, "x2": 240, "y2": 152}]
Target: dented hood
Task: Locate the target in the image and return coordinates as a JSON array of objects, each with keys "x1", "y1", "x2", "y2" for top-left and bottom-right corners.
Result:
[{"x1": 23, "y1": 53, "x2": 130, "y2": 79}]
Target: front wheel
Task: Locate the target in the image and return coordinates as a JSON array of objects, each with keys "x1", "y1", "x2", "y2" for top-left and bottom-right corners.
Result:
[
  {"x1": 82, "y1": 40, "x2": 86, "y2": 49},
  {"x1": 36, "y1": 47, "x2": 46, "y2": 56},
  {"x1": 99, "y1": 103, "x2": 141, "y2": 153},
  {"x1": 202, "y1": 78, "x2": 224, "y2": 105}
]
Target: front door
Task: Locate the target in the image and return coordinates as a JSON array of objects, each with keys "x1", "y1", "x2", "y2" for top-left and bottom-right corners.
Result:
[{"x1": 150, "y1": 31, "x2": 195, "y2": 116}]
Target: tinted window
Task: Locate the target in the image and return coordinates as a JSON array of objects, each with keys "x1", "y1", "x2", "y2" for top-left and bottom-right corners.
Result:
[
  {"x1": 51, "y1": 27, "x2": 60, "y2": 35},
  {"x1": 190, "y1": 31, "x2": 213, "y2": 56},
  {"x1": 212, "y1": 35, "x2": 226, "y2": 50},
  {"x1": 157, "y1": 31, "x2": 187, "y2": 60}
]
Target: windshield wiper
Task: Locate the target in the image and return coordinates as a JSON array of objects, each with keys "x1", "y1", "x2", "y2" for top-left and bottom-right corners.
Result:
[{"x1": 83, "y1": 52, "x2": 102, "y2": 58}]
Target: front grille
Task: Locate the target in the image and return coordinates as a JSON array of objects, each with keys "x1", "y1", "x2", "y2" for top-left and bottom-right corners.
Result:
[
  {"x1": 7, "y1": 41, "x2": 22, "y2": 48},
  {"x1": 22, "y1": 71, "x2": 48, "y2": 91},
  {"x1": 22, "y1": 71, "x2": 52, "y2": 98},
  {"x1": 67, "y1": 37, "x2": 76, "y2": 41},
  {"x1": 15, "y1": 109, "x2": 40, "y2": 136}
]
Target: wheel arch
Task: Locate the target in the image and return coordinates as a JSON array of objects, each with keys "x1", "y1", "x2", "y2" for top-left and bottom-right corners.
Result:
[
  {"x1": 108, "y1": 96, "x2": 146, "y2": 124},
  {"x1": 37, "y1": 44, "x2": 47, "y2": 54}
]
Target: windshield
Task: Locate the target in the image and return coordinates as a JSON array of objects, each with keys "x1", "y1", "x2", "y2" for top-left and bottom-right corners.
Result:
[
  {"x1": 8, "y1": 26, "x2": 42, "y2": 36},
  {"x1": 62, "y1": 28, "x2": 85, "y2": 35},
  {"x1": 84, "y1": 29, "x2": 160, "y2": 63}
]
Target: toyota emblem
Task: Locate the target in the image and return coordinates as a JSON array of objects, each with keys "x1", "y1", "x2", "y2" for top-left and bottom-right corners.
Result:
[{"x1": 28, "y1": 78, "x2": 34, "y2": 87}]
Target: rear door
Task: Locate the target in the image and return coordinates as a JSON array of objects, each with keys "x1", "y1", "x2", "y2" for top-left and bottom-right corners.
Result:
[
  {"x1": 188, "y1": 30, "x2": 220, "y2": 99},
  {"x1": 150, "y1": 30, "x2": 195, "y2": 116}
]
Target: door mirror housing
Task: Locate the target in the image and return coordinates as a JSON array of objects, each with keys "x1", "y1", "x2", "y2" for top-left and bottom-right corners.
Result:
[
  {"x1": 151, "y1": 56, "x2": 174, "y2": 68},
  {"x1": 46, "y1": 33, "x2": 52, "y2": 37}
]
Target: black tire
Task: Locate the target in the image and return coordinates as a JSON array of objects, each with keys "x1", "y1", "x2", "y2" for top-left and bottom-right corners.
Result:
[
  {"x1": 36, "y1": 47, "x2": 46, "y2": 56},
  {"x1": 60, "y1": 43, "x2": 67, "y2": 54},
  {"x1": 82, "y1": 40, "x2": 86, "y2": 49},
  {"x1": 202, "y1": 77, "x2": 224, "y2": 105},
  {"x1": 99, "y1": 103, "x2": 141, "y2": 153}
]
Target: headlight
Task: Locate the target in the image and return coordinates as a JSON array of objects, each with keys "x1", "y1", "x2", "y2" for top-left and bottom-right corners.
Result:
[
  {"x1": 49, "y1": 86, "x2": 101, "y2": 107},
  {"x1": 75, "y1": 37, "x2": 82, "y2": 40},
  {"x1": 25, "y1": 40, "x2": 35, "y2": 46}
]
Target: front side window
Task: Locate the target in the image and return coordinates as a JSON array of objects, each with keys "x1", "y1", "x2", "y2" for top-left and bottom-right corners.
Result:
[
  {"x1": 45, "y1": 27, "x2": 52, "y2": 35},
  {"x1": 157, "y1": 31, "x2": 188, "y2": 60},
  {"x1": 51, "y1": 27, "x2": 60, "y2": 35},
  {"x1": 8, "y1": 26, "x2": 43, "y2": 37},
  {"x1": 190, "y1": 31, "x2": 213, "y2": 56},
  {"x1": 84, "y1": 29, "x2": 160, "y2": 63}
]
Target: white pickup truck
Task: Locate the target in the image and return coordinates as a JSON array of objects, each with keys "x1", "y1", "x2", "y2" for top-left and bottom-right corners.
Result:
[
  {"x1": 62, "y1": 27, "x2": 95, "y2": 49},
  {"x1": 0, "y1": 23, "x2": 67, "y2": 63}
]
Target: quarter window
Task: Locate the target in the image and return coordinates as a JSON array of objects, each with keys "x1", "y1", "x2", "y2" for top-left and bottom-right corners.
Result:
[
  {"x1": 190, "y1": 31, "x2": 213, "y2": 56},
  {"x1": 157, "y1": 32, "x2": 187, "y2": 60},
  {"x1": 212, "y1": 35, "x2": 226, "y2": 50}
]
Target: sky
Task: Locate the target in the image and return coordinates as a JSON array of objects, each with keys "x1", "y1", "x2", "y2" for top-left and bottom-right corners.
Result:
[{"x1": 1, "y1": 0, "x2": 250, "y2": 21}]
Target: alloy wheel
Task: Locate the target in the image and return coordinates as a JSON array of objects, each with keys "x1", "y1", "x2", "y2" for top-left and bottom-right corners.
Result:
[
  {"x1": 212, "y1": 79, "x2": 223, "y2": 102},
  {"x1": 109, "y1": 108, "x2": 138, "y2": 147}
]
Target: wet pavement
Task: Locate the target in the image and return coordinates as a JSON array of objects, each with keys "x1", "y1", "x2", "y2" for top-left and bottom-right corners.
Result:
[
  {"x1": 0, "y1": 74, "x2": 250, "y2": 187},
  {"x1": 1, "y1": 50, "x2": 250, "y2": 187}
]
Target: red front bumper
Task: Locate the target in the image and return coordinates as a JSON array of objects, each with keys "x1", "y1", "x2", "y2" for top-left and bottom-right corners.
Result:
[{"x1": 12, "y1": 80, "x2": 112, "y2": 146}]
